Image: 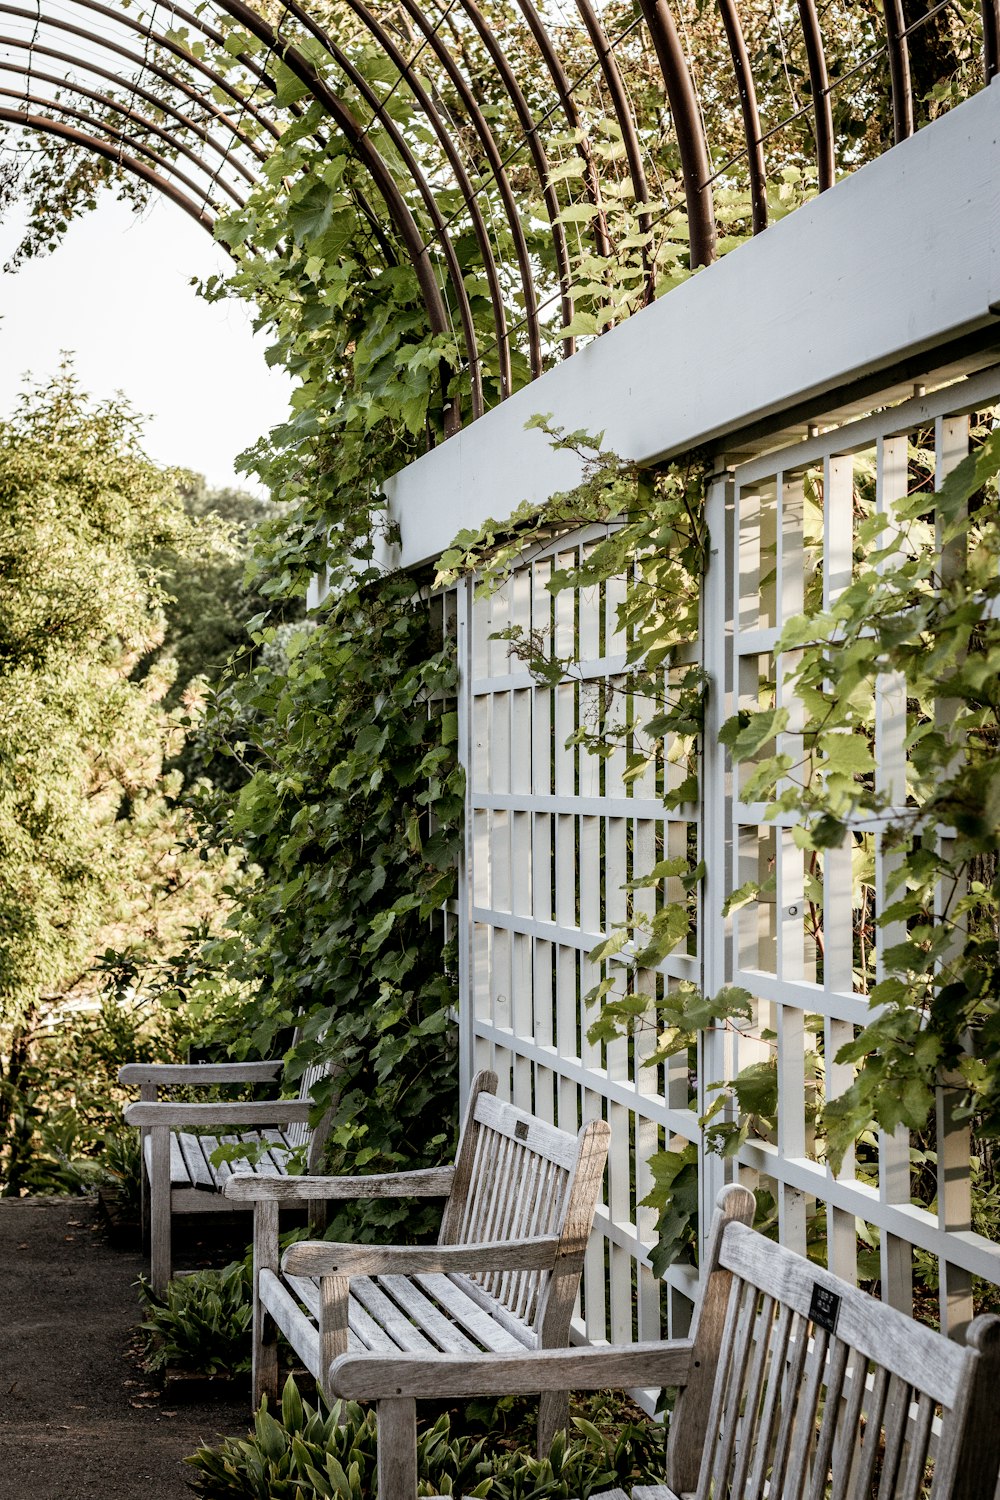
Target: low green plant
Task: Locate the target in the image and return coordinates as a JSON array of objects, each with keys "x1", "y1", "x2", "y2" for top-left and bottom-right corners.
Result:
[
  {"x1": 187, "y1": 1376, "x2": 666, "y2": 1500},
  {"x1": 99, "y1": 1127, "x2": 143, "y2": 1218},
  {"x1": 138, "y1": 1259, "x2": 253, "y2": 1378}
]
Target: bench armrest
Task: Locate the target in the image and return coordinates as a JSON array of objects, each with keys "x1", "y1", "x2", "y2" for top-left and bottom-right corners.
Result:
[
  {"x1": 282, "y1": 1233, "x2": 560, "y2": 1278},
  {"x1": 223, "y1": 1166, "x2": 456, "y2": 1204},
  {"x1": 329, "y1": 1341, "x2": 695, "y2": 1399},
  {"x1": 123, "y1": 1100, "x2": 313, "y2": 1127},
  {"x1": 118, "y1": 1061, "x2": 283, "y2": 1087}
]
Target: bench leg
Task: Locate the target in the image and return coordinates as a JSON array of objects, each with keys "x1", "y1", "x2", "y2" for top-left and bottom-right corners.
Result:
[
  {"x1": 140, "y1": 1129, "x2": 151, "y2": 1255},
  {"x1": 149, "y1": 1126, "x2": 172, "y2": 1297},
  {"x1": 377, "y1": 1397, "x2": 417, "y2": 1500},
  {"x1": 253, "y1": 1200, "x2": 280, "y2": 1409},
  {"x1": 318, "y1": 1274, "x2": 350, "y2": 1405},
  {"x1": 537, "y1": 1390, "x2": 569, "y2": 1457}
]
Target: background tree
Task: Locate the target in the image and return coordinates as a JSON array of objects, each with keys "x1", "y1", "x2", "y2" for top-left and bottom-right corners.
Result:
[{"x1": 0, "y1": 371, "x2": 261, "y2": 1189}]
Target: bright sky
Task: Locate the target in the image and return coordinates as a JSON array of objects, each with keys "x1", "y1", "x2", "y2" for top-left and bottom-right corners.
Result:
[{"x1": 0, "y1": 189, "x2": 294, "y2": 493}]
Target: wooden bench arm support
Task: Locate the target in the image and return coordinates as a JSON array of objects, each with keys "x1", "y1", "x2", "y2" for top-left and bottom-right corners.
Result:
[
  {"x1": 283, "y1": 1233, "x2": 561, "y2": 1278},
  {"x1": 118, "y1": 1061, "x2": 284, "y2": 1087},
  {"x1": 223, "y1": 1166, "x2": 457, "y2": 1204},
  {"x1": 329, "y1": 1340, "x2": 694, "y2": 1400},
  {"x1": 124, "y1": 1099, "x2": 313, "y2": 1127}
]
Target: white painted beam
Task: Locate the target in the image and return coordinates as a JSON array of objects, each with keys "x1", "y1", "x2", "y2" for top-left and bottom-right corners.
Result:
[{"x1": 380, "y1": 80, "x2": 1000, "y2": 573}]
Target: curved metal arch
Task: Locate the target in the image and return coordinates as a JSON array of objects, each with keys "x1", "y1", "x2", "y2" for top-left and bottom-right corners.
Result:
[
  {"x1": 717, "y1": 0, "x2": 767, "y2": 234},
  {"x1": 2, "y1": 0, "x2": 998, "y2": 436},
  {"x1": 0, "y1": 56, "x2": 251, "y2": 206},
  {"x1": 441, "y1": 0, "x2": 577, "y2": 356},
  {"x1": 388, "y1": 0, "x2": 545, "y2": 378},
  {"x1": 572, "y1": 0, "x2": 653, "y2": 251},
  {"x1": 0, "y1": 0, "x2": 463, "y2": 424},
  {"x1": 0, "y1": 34, "x2": 259, "y2": 188},
  {"x1": 296, "y1": 0, "x2": 536, "y2": 393},
  {"x1": 45, "y1": 0, "x2": 283, "y2": 141},
  {"x1": 0, "y1": 85, "x2": 241, "y2": 208},
  {"x1": 796, "y1": 0, "x2": 835, "y2": 191},
  {"x1": 0, "y1": 4, "x2": 273, "y2": 165},
  {"x1": 217, "y1": 0, "x2": 461, "y2": 430},
  {"x1": 635, "y1": 0, "x2": 716, "y2": 266},
  {"x1": 0, "y1": 101, "x2": 217, "y2": 228}
]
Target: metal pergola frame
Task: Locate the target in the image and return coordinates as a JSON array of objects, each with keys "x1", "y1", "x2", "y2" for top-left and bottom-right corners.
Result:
[{"x1": 1, "y1": 0, "x2": 998, "y2": 433}]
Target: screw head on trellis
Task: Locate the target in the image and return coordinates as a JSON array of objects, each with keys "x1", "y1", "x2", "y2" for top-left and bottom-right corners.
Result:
[{"x1": 787, "y1": 905, "x2": 799, "y2": 916}]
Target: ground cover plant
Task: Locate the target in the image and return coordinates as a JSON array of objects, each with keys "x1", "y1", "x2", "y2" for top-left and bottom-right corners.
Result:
[{"x1": 187, "y1": 1376, "x2": 666, "y2": 1500}]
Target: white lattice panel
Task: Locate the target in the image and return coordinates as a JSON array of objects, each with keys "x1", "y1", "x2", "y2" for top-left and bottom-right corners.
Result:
[
  {"x1": 716, "y1": 367, "x2": 1000, "y2": 1336},
  {"x1": 453, "y1": 365, "x2": 1000, "y2": 1397},
  {"x1": 455, "y1": 526, "x2": 702, "y2": 1376}
]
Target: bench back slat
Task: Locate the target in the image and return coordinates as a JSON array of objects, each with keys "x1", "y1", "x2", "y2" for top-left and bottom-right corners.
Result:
[
  {"x1": 440, "y1": 1074, "x2": 609, "y2": 1337},
  {"x1": 669, "y1": 1194, "x2": 1000, "y2": 1500},
  {"x1": 285, "y1": 1059, "x2": 329, "y2": 1150},
  {"x1": 720, "y1": 1220, "x2": 970, "y2": 1406}
]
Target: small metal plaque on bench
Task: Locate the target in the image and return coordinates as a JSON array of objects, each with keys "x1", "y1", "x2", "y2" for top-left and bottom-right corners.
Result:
[
  {"x1": 809, "y1": 1282, "x2": 841, "y2": 1334},
  {"x1": 515, "y1": 1120, "x2": 529, "y2": 1141}
]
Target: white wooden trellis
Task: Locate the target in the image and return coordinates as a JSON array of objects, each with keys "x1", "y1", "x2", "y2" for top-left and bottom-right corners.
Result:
[{"x1": 452, "y1": 363, "x2": 1000, "y2": 1403}]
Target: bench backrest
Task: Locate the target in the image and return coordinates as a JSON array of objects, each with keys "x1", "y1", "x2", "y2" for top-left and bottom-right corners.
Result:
[
  {"x1": 285, "y1": 1030, "x2": 337, "y2": 1171},
  {"x1": 439, "y1": 1071, "x2": 610, "y2": 1345},
  {"x1": 667, "y1": 1186, "x2": 1000, "y2": 1500}
]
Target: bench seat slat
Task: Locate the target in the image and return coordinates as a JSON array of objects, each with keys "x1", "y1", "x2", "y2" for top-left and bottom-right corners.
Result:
[
  {"x1": 416, "y1": 1274, "x2": 528, "y2": 1352},
  {"x1": 377, "y1": 1275, "x2": 481, "y2": 1354},
  {"x1": 144, "y1": 1130, "x2": 195, "y2": 1189},
  {"x1": 259, "y1": 1268, "x2": 321, "y2": 1379}
]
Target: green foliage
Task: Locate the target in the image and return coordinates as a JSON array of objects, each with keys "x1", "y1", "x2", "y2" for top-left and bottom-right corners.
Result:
[
  {"x1": 0, "y1": 374, "x2": 256, "y2": 1190},
  {"x1": 194, "y1": 564, "x2": 463, "y2": 1234},
  {"x1": 139, "y1": 1259, "x2": 253, "y2": 1378},
  {"x1": 0, "y1": 980, "x2": 190, "y2": 1195},
  {"x1": 186, "y1": 1376, "x2": 666, "y2": 1500},
  {"x1": 0, "y1": 371, "x2": 186, "y2": 1028}
]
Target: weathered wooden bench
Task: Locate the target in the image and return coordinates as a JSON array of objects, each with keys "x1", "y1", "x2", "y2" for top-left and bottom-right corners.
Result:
[
  {"x1": 121, "y1": 1051, "x2": 333, "y2": 1294},
  {"x1": 329, "y1": 1184, "x2": 1000, "y2": 1500},
  {"x1": 223, "y1": 1069, "x2": 610, "y2": 1452}
]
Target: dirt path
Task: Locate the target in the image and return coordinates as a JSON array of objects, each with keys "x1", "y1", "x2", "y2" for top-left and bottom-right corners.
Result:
[{"x1": 0, "y1": 1196, "x2": 248, "y2": 1498}]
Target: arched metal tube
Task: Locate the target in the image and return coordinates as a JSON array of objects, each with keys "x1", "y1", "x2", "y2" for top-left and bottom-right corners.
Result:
[
  {"x1": 983, "y1": 0, "x2": 1000, "y2": 83},
  {"x1": 40, "y1": 0, "x2": 283, "y2": 141},
  {"x1": 572, "y1": 0, "x2": 653, "y2": 258},
  {"x1": 0, "y1": 34, "x2": 259, "y2": 186},
  {"x1": 390, "y1": 0, "x2": 543, "y2": 379},
  {"x1": 277, "y1": 0, "x2": 489, "y2": 414},
  {"x1": 0, "y1": 0, "x2": 276, "y2": 173},
  {"x1": 216, "y1": 0, "x2": 460, "y2": 433},
  {"x1": 0, "y1": 105, "x2": 216, "y2": 229},
  {"x1": 796, "y1": 0, "x2": 835, "y2": 189},
  {"x1": 0, "y1": 56, "x2": 249, "y2": 203},
  {"x1": 635, "y1": 0, "x2": 717, "y2": 265},
  {"x1": 882, "y1": 0, "x2": 913, "y2": 142},
  {"x1": 445, "y1": 0, "x2": 577, "y2": 356},
  {"x1": 508, "y1": 0, "x2": 612, "y2": 263},
  {"x1": 717, "y1": 0, "x2": 767, "y2": 233}
]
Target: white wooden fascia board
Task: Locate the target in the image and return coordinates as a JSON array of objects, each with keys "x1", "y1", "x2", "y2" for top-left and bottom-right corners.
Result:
[{"x1": 382, "y1": 81, "x2": 1000, "y2": 573}]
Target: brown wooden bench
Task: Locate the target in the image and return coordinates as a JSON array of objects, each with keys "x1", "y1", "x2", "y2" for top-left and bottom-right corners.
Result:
[
  {"x1": 223, "y1": 1069, "x2": 610, "y2": 1452},
  {"x1": 121, "y1": 1051, "x2": 333, "y2": 1294},
  {"x1": 329, "y1": 1184, "x2": 1000, "y2": 1500}
]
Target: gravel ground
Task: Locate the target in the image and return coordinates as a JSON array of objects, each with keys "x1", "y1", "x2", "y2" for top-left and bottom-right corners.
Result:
[{"x1": 0, "y1": 1196, "x2": 249, "y2": 1498}]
